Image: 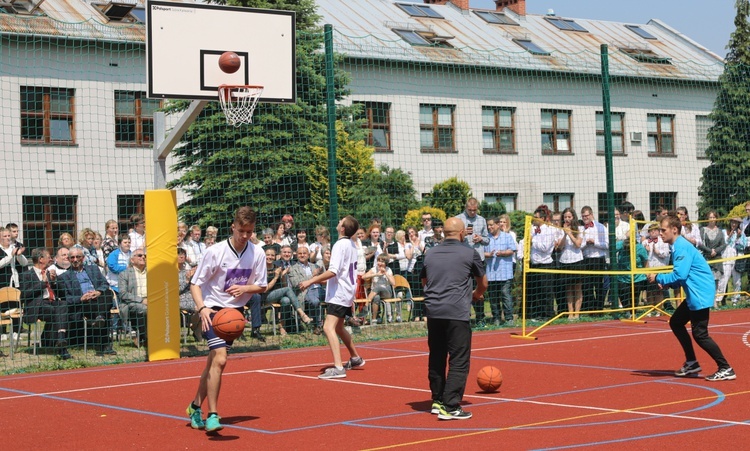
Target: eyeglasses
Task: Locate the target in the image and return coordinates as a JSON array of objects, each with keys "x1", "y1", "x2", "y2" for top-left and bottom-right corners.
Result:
[
  {"x1": 422, "y1": 218, "x2": 431, "y2": 222},
  {"x1": 135, "y1": 254, "x2": 146, "y2": 257},
  {"x1": 69, "y1": 255, "x2": 83, "y2": 260}
]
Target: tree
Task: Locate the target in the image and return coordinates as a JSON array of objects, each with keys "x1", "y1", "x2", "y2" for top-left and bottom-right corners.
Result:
[
  {"x1": 428, "y1": 177, "x2": 471, "y2": 217},
  {"x1": 478, "y1": 200, "x2": 506, "y2": 220},
  {"x1": 403, "y1": 206, "x2": 447, "y2": 230},
  {"x1": 698, "y1": 0, "x2": 750, "y2": 216},
  {"x1": 345, "y1": 165, "x2": 419, "y2": 227},
  {"x1": 308, "y1": 121, "x2": 375, "y2": 223},
  {"x1": 166, "y1": 0, "x2": 352, "y2": 232}
]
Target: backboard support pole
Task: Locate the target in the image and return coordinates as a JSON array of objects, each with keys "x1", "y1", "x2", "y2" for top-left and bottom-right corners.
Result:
[{"x1": 153, "y1": 100, "x2": 208, "y2": 188}]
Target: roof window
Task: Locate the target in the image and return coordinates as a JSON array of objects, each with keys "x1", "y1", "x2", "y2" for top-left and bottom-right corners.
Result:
[
  {"x1": 625, "y1": 25, "x2": 657, "y2": 40},
  {"x1": 396, "y1": 3, "x2": 444, "y2": 19},
  {"x1": 514, "y1": 39, "x2": 550, "y2": 55},
  {"x1": 546, "y1": 17, "x2": 588, "y2": 32},
  {"x1": 474, "y1": 10, "x2": 518, "y2": 26},
  {"x1": 620, "y1": 48, "x2": 671, "y2": 64}
]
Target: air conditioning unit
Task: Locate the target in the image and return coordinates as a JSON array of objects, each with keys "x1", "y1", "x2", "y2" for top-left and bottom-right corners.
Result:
[{"x1": 630, "y1": 131, "x2": 643, "y2": 143}]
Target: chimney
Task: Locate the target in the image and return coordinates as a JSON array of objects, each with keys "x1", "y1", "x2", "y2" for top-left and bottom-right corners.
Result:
[
  {"x1": 495, "y1": 0, "x2": 526, "y2": 15},
  {"x1": 423, "y1": 0, "x2": 470, "y2": 10}
]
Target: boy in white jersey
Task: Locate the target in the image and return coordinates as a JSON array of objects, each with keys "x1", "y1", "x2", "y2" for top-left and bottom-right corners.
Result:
[
  {"x1": 186, "y1": 207, "x2": 267, "y2": 432},
  {"x1": 300, "y1": 215, "x2": 365, "y2": 379}
]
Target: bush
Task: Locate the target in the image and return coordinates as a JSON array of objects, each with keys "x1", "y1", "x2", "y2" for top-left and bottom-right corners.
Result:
[
  {"x1": 428, "y1": 177, "x2": 471, "y2": 217},
  {"x1": 403, "y1": 206, "x2": 447, "y2": 230},
  {"x1": 478, "y1": 200, "x2": 506, "y2": 221}
]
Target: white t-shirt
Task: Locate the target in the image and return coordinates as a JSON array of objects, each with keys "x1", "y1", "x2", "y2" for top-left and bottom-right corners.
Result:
[
  {"x1": 190, "y1": 239, "x2": 267, "y2": 309},
  {"x1": 325, "y1": 237, "x2": 359, "y2": 307}
]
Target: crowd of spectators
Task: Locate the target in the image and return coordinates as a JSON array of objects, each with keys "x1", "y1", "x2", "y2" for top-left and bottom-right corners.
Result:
[{"x1": 4, "y1": 199, "x2": 750, "y2": 358}]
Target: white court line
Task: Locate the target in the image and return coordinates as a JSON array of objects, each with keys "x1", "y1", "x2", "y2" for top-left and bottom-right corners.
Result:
[
  {"x1": 1, "y1": 321, "x2": 748, "y2": 404},
  {"x1": 256, "y1": 369, "x2": 750, "y2": 428}
]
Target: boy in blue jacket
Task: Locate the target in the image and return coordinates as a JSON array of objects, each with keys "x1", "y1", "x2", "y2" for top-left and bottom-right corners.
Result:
[{"x1": 647, "y1": 214, "x2": 735, "y2": 381}]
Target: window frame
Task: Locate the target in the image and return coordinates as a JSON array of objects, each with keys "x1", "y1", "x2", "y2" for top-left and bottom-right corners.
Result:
[
  {"x1": 541, "y1": 109, "x2": 572, "y2": 155},
  {"x1": 625, "y1": 25, "x2": 657, "y2": 40},
  {"x1": 513, "y1": 39, "x2": 550, "y2": 55},
  {"x1": 117, "y1": 195, "x2": 145, "y2": 234},
  {"x1": 21, "y1": 86, "x2": 76, "y2": 145},
  {"x1": 647, "y1": 113, "x2": 675, "y2": 156},
  {"x1": 484, "y1": 193, "x2": 518, "y2": 212},
  {"x1": 620, "y1": 48, "x2": 672, "y2": 65},
  {"x1": 419, "y1": 104, "x2": 456, "y2": 153},
  {"x1": 396, "y1": 3, "x2": 443, "y2": 19},
  {"x1": 474, "y1": 10, "x2": 518, "y2": 25},
  {"x1": 355, "y1": 101, "x2": 392, "y2": 152},
  {"x1": 482, "y1": 106, "x2": 516, "y2": 154},
  {"x1": 596, "y1": 111, "x2": 626, "y2": 155},
  {"x1": 649, "y1": 192, "x2": 677, "y2": 220},
  {"x1": 22, "y1": 195, "x2": 78, "y2": 252},
  {"x1": 546, "y1": 17, "x2": 588, "y2": 32},
  {"x1": 695, "y1": 115, "x2": 712, "y2": 159},
  {"x1": 596, "y1": 192, "x2": 628, "y2": 224},
  {"x1": 115, "y1": 90, "x2": 161, "y2": 147},
  {"x1": 543, "y1": 193, "x2": 574, "y2": 213}
]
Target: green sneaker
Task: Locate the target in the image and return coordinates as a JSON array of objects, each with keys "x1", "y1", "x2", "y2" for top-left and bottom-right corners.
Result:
[
  {"x1": 186, "y1": 404, "x2": 205, "y2": 430},
  {"x1": 205, "y1": 413, "x2": 223, "y2": 432},
  {"x1": 431, "y1": 400, "x2": 446, "y2": 415}
]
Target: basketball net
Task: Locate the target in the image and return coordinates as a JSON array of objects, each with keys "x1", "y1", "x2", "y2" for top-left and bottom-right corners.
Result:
[{"x1": 218, "y1": 85, "x2": 264, "y2": 126}]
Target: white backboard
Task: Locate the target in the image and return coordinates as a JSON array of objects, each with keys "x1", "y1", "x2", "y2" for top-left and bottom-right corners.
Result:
[{"x1": 147, "y1": 1, "x2": 296, "y2": 102}]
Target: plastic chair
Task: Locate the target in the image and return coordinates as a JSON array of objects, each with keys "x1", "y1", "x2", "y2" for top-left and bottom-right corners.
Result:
[
  {"x1": 0, "y1": 287, "x2": 22, "y2": 358},
  {"x1": 383, "y1": 275, "x2": 422, "y2": 321}
]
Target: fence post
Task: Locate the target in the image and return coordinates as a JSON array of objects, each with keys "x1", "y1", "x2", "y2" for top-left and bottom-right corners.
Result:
[
  {"x1": 324, "y1": 24, "x2": 339, "y2": 238},
  {"x1": 600, "y1": 44, "x2": 618, "y2": 302}
]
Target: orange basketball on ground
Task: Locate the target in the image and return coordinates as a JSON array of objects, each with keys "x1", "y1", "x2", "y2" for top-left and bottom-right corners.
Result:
[
  {"x1": 218, "y1": 51, "x2": 241, "y2": 74},
  {"x1": 212, "y1": 308, "x2": 246, "y2": 341},
  {"x1": 477, "y1": 366, "x2": 503, "y2": 392}
]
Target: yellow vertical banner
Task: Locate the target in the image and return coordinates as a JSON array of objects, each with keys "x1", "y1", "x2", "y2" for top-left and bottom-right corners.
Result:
[{"x1": 145, "y1": 190, "x2": 180, "y2": 361}]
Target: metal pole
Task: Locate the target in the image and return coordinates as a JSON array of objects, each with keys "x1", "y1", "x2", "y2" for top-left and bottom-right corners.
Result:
[
  {"x1": 324, "y1": 24, "x2": 339, "y2": 238},
  {"x1": 600, "y1": 44, "x2": 618, "y2": 304}
]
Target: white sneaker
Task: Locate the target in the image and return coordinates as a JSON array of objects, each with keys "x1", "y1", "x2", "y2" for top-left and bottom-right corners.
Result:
[{"x1": 318, "y1": 367, "x2": 346, "y2": 379}]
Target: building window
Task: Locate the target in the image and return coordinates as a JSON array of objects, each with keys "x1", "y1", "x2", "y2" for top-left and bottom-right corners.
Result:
[
  {"x1": 647, "y1": 114, "x2": 675, "y2": 155},
  {"x1": 21, "y1": 86, "x2": 75, "y2": 144},
  {"x1": 484, "y1": 193, "x2": 517, "y2": 212},
  {"x1": 543, "y1": 193, "x2": 573, "y2": 213},
  {"x1": 355, "y1": 101, "x2": 391, "y2": 152},
  {"x1": 513, "y1": 39, "x2": 550, "y2": 55},
  {"x1": 117, "y1": 195, "x2": 145, "y2": 233},
  {"x1": 620, "y1": 48, "x2": 671, "y2": 65},
  {"x1": 649, "y1": 192, "x2": 677, "y2": 220},
  {"x1": 596, "y1": 112, "x2": 625, "y2": 155},
  {"x1": 482, "y1": 107, "x2": 515, "y2": 153},
  {"x1": 420, "y1": 105, "x2": 455, "y2": 152},
  {"x1": 396, "y1": 3, "x2": 443, "y2": 18},
  {"x1": 474, "y1": 10, "x2": 517, "y2": 25},
  {"x1": 546, "y1": 18, "x2": 588, "y2": 32},
  {"x1": 541, "y1": 110, "x2": 571, "y2": 154},
  {"x1": 696, "y1": 115, "x2": 712, "y2": 159},
  {"x1": 22, "y1": 195, "x2": 78, "y2": 252},
  {"x1": 115, "y1": 91, "x2": 161, "y2": 147},
  {"x1": 596, "y1": 192, "x2": 628, "y2": 224},
  {"x1": 625, "y1": 25, "x2": 656, "y2": 40}
]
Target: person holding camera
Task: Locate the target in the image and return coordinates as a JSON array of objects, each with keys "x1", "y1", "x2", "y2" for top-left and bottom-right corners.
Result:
[{"x1": 0, "y1": 226, "x2": 28, "y2": 289}]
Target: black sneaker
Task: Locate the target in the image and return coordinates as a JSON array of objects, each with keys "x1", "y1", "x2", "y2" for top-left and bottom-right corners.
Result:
[
  {"x1": 675, "y1": 361, "x2": 701, "y2": 377},
  {"x1": 251, "y1": 328, "x2": 266, "y2": 343},
  {"x1": 343, "y1": 356, "x2": 365, "y2": 370},
  {"x1": 705, "y1": 367, "x2": 736, "y2": 381},
  {"x1": 438, "y1": 406, "x2": 472, "y2": 420},
  {"x1": 430, "y1": 400, "x2": 445, "y2": 415}
]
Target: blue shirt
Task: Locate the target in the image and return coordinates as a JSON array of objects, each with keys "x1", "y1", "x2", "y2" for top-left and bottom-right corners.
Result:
[
  {"x1": 484, "y1": 232, "x2": 516, "y2": 282},
  {"x1": 655, "y1": 236, "x2": 715, "y2": 310},
  {"x1": 75, "y1": 268, "x2": 95, "y2": 294}
]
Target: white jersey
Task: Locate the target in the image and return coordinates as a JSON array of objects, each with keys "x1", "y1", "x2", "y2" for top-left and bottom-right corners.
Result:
[
  {"x1": 325, "y1": 237, "x2": 359, "y2": 307},
  {"x1": 191, "y1": 238, "x2": 267, "y2": 309}
]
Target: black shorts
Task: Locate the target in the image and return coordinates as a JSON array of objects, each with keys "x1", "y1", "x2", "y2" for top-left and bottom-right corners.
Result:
[{"x1": 326, "y1": 303, "x2": 351, "y2": 319}]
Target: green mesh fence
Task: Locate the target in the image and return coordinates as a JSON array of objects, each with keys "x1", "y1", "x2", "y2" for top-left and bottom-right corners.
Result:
[{"x1": 1, "y1": 4, "x2": 749, "y2": 373}]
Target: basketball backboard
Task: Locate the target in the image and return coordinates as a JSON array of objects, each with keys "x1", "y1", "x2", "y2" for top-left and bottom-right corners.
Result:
[{"x1": 146, "y1": 1, "x2": 296, "y2": 103}]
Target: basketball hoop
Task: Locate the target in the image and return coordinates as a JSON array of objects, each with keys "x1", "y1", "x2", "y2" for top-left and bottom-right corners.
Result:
[{"x1": 218, "y1": 85, "x2": 264, "y2": 126}]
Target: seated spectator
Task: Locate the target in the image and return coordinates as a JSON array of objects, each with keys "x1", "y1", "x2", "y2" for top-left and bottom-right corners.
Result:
[
  {"x1": 119, "y1": 250, "x2": 148, "y2": 347},
  {"x1": 48, "y1": 247, "x2": 71, "y2": 276},
  {"x1": 57, "y1": 247, "x2": 115, "y2": 356},
  {"x1": 58, "y1": 232, "x2": 75, "y2": 249},
  {"x1": 178, "y1": 222, "x2": 197, "y2": 267},
  {"x1": 264, "y1": 248, "x2": 310, "y2": 335},
  {"x1": 272, "y1": 222, "x2": 287, "y2": 248},
  {"x1": 281, "y1": 214, "x2": 295, "y2": 246},
  {"x1": 288, "y1": 247, "x2": 322, "y2": 333},
  {"x1": 93, "y1": 232, "x2": 106, "y2": 274},
  {"x1": 321, "y1": 247, "x2": 331, "y2": 270},
  {"x1": 20, "y1": 248, "x2": 71, "y2": 359},
  {"x1": 291, "y1": 229, "x2": 310, "y2": 255},
  {"x1": 261, "y1": 228, "x2": 281, "y2": 258},
  {"x1": 309, "y1": 226, "x2": 330, "y2": 264},
  {"x1": 106, "y1": 234, "x2": 132, "y2": 294},
  {"x1": 363, "y1": 254, "x2": 396, "y2": 323},
  {"x1": 178, "y1": 248, "x2": 197, "y2": 313}
]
